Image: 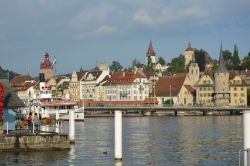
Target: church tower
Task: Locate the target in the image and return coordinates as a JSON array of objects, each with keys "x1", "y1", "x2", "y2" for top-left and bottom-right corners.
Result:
[
  {"x1": 146, "y1": 40, "x2": 156, "y2": 65},
  {"x1": 214, "y1": 44, "x2": 229, "y2": 106},
  {"x1": 188, "y1": 55, "x2": 200, "y2": 86},
  {"x1": 184, "y1": 42, "x2": 194, "y2": 67},
  {"x1": 40, "y1": 52, "x2": 53, "y2": 81}
]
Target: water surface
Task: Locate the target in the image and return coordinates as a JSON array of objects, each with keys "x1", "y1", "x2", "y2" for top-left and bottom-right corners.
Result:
[{"x1": 0, "y1": 116, "x2": 243, "y2": 166}]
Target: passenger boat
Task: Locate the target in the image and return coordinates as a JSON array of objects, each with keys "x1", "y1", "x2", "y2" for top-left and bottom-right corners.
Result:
[{"x1": 40, "y1": 99, "x2": 84, "y2": 121}]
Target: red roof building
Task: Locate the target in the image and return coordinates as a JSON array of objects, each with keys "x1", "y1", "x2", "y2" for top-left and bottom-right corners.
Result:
[{"x1": 40, "y1": 52, "x2": 53, "y2": 69}]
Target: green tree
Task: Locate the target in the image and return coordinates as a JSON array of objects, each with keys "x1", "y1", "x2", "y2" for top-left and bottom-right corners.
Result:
[
  {"x1": 158, "y1": 56, "x2": 166, "y2": 66},
  {"x1": 242, "y1": 55, "x2": 250, "y2": 69},
  {"x1": 223, "y1": 50, "x2": 233, "y2": 69},
  {"x1": 233, "y1": 44, "x2": 240, "y2": 69},
  {"x1": 131, "y1": 58, "x2": 141, "y2": 68},
  {"x1": 194, "y1": 49, "x2": 206, "y2": 72},
  {"x1": 109, "y1": 61, "x2": 123, "y2": 72},
  {"x1": 169, "y1": 54, "x2": 185, "y2": 73}
]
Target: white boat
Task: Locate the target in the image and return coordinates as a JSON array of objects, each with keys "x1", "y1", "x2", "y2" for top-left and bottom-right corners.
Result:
[{"x1": 40, "y1": 99, "x2": 84, "y2": 121}]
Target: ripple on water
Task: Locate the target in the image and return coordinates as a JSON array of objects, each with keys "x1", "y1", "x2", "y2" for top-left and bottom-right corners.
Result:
[{"x1": 0, "y1": 116, "x2": 243, "y2": 166}]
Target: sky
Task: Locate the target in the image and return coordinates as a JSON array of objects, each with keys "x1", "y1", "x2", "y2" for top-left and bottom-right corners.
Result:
[{"x1": 0, "y1": 0, "x2": 250, "y2": 77}]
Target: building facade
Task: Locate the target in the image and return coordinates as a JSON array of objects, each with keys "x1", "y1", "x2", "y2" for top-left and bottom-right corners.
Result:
[
  {"x1": 104, "y1": 72, "x2": 150, "y2": 102},
  {"x1": 80, "y1": 69, "x2": 109, "y2": 100},
  {"x1": 195, "y1": 45, "x2": 247, "y2": 107}
]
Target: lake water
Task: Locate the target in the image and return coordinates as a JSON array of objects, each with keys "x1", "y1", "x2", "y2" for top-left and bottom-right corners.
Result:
[{"x1": 0, "y1": 116, "x2": 243, "y2": 166}]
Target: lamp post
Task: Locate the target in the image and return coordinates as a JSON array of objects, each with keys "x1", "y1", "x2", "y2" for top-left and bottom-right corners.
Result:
[
  {"x1": 153, "y1": 75, "x2": 156, "y2": 107},
  {"x1": 170, "y1": 84, "x2": 172, "y2": 106}
]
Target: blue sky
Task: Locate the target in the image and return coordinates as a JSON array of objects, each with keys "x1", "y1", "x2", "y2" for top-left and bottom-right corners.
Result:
[{"x1": 0, "y1": 0, "x2": 250, "y2": 77}]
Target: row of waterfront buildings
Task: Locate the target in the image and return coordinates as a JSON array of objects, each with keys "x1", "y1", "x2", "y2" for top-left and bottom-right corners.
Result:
[{"x1": 9, "y1": 41, "x2": 250, "y2": 107}]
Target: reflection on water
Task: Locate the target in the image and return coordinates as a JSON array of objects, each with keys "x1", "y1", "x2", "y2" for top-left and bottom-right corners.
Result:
[{"x1": 0, "y1": 116, "x2": 243, "y2": 166}]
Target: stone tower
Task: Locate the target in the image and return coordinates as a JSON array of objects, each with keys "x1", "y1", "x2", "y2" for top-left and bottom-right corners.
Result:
[
  {"x1": 146, "y1": 40, "x2": 156, "y2": 65},
  {"x1": 184, "y1": 42, "x2": 194, "y2": 67},
  {"x1": 188, "y1": 55, "x2": 200, "y2": 86},
  {"x1": 40, "y1": 52, "x2": 53, "y2": 81},
  {"x1": 214, "y1": 44, "x2": 229, "y2": 106}
]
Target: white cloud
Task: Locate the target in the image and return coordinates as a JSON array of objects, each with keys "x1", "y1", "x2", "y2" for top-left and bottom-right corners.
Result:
[
  {"x1": 133, "y1": 6, "x2": 209, "y2": 26},
  {"x1": 96, "y1": 25, "x2": 118, "y2": 34}
]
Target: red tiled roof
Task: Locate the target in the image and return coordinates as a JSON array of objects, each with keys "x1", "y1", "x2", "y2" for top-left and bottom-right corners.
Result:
[
  {"x1": 184, "y1": 85, "x2": 195, "y2": 93},
  {"x1": 17, "y1": 81, "x2": 37, "y2": 91},
  {"x1": 204, "y1": 71, "x2": 214, "y2": 80},
  {"x1": 40, "y1": 53, "x2": 53, "y2": 69},
  {"x1": 41, "y1": 100, "x2": 77, "y2": 106},
  {"x1": 143, "y1": 98, "x2": 158, "y2": 104},
  {"x1": 76, "y1": 71, "x2": 87, "y2": 81},
  {"x1": 146, "y1": 40, "x2": 156, "y2": 56},
  {"x1": 185, "y1": 42, "x2": 194, "y2": 51},
  {"x1": 10, "y1": 75, "x2": 32, "y2": 87},
  {"x1": 241, "y1": 70, "x2": 250, "y2": 77},
  {"x1": 156, "y1": 75, "x2": 186, "y2": 97},
  {"x1": 229, "y1": 70, "x2": 237, "y2": 79},
  {"x1": 105, "y1": 71, "x2": 146, "y2": 85}
]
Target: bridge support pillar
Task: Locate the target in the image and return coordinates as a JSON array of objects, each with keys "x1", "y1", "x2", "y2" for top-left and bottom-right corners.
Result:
[
  {"x1": 174, "y1": 110, "x2": 177, "y2": 116},
  {"x1": 230, "y1": 111, "x2": 233, "y2": 115},
  {"x1": 115, "y1": 110, "x2": 122, "y2": 161},
  {"x1": 202, "y1": 110, "x2": 206, "y2": 116},
  {"x1": 244, "y1": 110, "x2": 250, "y2": 166},
  {"x1": 55, "y1": 109, "x2": 60, "y2": 133},
  {"x1": 69, "y1": 109, "x2": 75, "y2": 144}
]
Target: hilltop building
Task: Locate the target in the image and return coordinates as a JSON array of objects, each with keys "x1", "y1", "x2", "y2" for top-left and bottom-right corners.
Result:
[
  {"x1": 146, "y1": 40, "x2": 156, "y2": 65},
  {"x1": 40, "y1": 53, "x2": 53, "y2": 81},
  {"x1": 184, "y1": 42, "x2": 195, "y2": 67}
]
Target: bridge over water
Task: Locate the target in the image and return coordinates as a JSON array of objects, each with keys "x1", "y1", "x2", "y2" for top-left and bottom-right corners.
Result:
[{"x1": 84, "y1": 105, "x2": 247, "y2": 113}]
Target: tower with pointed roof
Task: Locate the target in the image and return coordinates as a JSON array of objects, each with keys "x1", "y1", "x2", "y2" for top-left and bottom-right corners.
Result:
[
  {"x1": 188, "y1": 55, "x2": 200, "y2": 86},
  {"x1": 40, "y1": 52, "x2": 53, "y2": 81},
  {"x1": 146, "y1": 40, "x2": 156, "y2": 65},
  {"x1": 214, "y1": 44, "x2": 229, "y2": 106},
  {"x1": 184, "y1": 42, "x2": 195, "y2": 67}
]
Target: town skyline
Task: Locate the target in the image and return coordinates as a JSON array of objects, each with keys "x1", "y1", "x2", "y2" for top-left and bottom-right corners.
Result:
[{"x1": 0, "y1": 0, "x2": 250, "y2": 76}]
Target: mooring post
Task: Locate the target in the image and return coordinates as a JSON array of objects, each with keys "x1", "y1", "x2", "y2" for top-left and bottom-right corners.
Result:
[
  {"x1": 244, "y1": 110, "x2": 250, "y2": 166},
  {"x1": 32, "y1": 121, "x2": 35, "y2": 134},
  {"x1": 115, "y1": 110, "x2": 122, "y2": 161},
  {"x1": 55, "y1": 109, "x2": 60, "y2": 133},
  {"x1": 69, "y1": 109, "x2": 75, "y2": 144},
  {"x1": 6, "y1": 121, "x2": 8, "y2": 135}
]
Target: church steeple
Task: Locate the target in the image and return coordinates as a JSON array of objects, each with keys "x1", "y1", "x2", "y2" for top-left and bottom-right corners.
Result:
[
  {"x1": 215, "y1": 43, "x2": 228, "y2": 73},
  {"x1": 146, "y1": 40, "x2": 155, "y2": 57}
]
